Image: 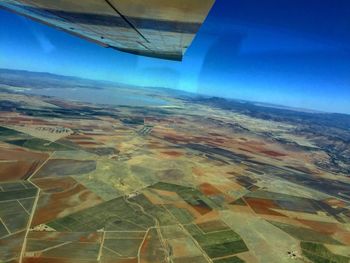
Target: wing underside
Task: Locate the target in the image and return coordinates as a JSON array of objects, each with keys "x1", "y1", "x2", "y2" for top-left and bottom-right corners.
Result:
[{"x1": 0, "y1": 0, "x2": 215, "y2": 61}]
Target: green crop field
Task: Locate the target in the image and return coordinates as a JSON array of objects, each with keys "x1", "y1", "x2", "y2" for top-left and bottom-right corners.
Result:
[{"x1": 301, "y1": 242, "x2": 350, "y2": 263}]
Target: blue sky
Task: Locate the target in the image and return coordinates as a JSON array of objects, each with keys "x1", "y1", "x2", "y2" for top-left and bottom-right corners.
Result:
[{"x1": 1, "y1": 0, "x2": 350, "y2": 114}]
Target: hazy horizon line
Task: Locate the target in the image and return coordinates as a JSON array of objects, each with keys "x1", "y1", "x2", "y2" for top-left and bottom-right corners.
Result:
[{"x1": 1, "y1": 67, "x2": 349, "y2": 116}]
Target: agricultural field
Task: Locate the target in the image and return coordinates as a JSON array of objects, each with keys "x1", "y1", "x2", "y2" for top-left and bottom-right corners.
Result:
[{"x1": 0, "y1": 70, "x2": 350, "y2": 262}]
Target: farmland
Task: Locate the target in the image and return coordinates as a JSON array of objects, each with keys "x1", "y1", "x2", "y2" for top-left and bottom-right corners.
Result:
[{"x1": 0, "y1": 70, "x2": 350, "y2": 262}]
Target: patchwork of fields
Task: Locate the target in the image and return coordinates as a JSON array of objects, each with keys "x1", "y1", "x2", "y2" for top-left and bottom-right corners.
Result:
[{"x1": 0, "y1": 75, "x2": 350, "y2": 263}]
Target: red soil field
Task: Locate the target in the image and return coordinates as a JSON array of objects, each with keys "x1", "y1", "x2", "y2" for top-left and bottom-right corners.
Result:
[
  {"x1": 260, "y1": 150, "x2": 286, "y2": 157},
  {"x1": 297, "y1": 219, "x2": 350, "y2": 245},
  {"x1": 191, "y1": 204, "x2": 212, "y2": 215},
  {"x1": 336, "y1": 231, "x2": 350, "y2": 245},
  {"x1": 238, "y1": 141, "x2": 286, "y2": 158},
  {"x1": 139, "y1": 229, "x2": 165, "y2": 263},
  {"x1": 139, "y1": 233, "x2": 150, "y2": 259},
  {"x1": 199, "y1": 183, "x2": 222, "y2": 196},
  {"x1": 296, "y1": 219, "x2": 342, "y2": 235},
  {"x1": 245, "y1": 197, "x2": 286, "y2": 217},
  {"x1": 0, "y1": 148, "x2": 48, "y2": 181}
]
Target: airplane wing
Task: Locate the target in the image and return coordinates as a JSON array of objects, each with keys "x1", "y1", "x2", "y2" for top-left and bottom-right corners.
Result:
[{"x1": 0, "y1": 0, "x2": 216, "y2": 61}]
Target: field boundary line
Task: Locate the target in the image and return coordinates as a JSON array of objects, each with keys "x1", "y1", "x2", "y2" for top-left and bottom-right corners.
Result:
[
  {"x1": 103, "y1": 245, "x2": 123, "y2": 256},
  {"x1": 97, "y1": 230, "x2": 106, "y2": 261},
  {"x1": 138, "y1": 228, "x2": 151, "y2": 261},
  {"x1": 38, "y1": 241, "x2": 72, "y2": 254},
  {"x1": 27, "y1": 151, "x2": 55, "y2": 181},
  {"x1": 19, "y1": 187, "x2": 40, "y2": 263},
  {"x1": 0, "y1": 217, "x2": 11, "y2": 235},
  {"x1": 17, "y1": 200, "x2": 30, "y2": 215}
]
